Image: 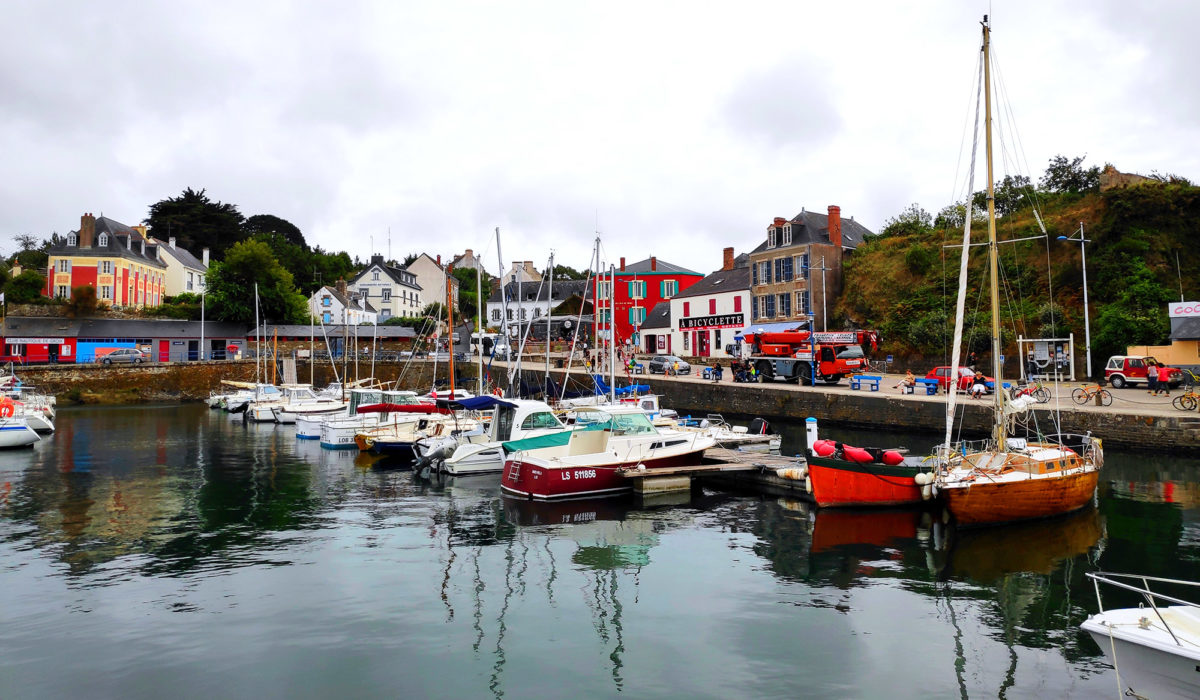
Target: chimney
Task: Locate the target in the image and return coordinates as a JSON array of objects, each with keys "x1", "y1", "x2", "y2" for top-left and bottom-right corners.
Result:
[
  {"x1": 619, "y1": 257, "x2": 626, "y2": 272},
  {"x1": 828, "y1": 205, "x2": 842, "y2": 248},
  {"x1": 436, "y1": 254, "x2": 441, "y2": 266},
  {"x1": 202, "y1": 248, "x2": 210, "y2": 266},
  {"x1": 722, "y1": 247, "x2": 734, "y2": 271},
  {"x1": 465, "y1": 248, "x2": 472, "y2": 257},
  {"x1": 773, "y1": 217, "x2": 786, "y2": 226},
  {"x1": 336, "y1": 278, "x2": 348, "y2": 297},
  {"x1": 169, "y1": 236, "x2": 176, "y2": 249},
  {"x1": 79, "y1": 212, "x2": 96, "y2": 247},
  {"x1": 650, "y1": 256, "x2": 657, "y2": 272}
]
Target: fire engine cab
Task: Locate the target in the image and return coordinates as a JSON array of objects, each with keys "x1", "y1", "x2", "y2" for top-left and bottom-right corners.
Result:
[{"x1": 740, "y1": 329, "x2": 880, "y2": 385}]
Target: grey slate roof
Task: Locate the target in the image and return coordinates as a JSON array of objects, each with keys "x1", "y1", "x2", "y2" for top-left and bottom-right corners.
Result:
[
  {"x1": 1, "y1": 317, "x2": 83, "y2": 338},
  {"x1": 350, "y1": 256, "x2": 422, "y2": 290},
  {"x1": 1171, "y1": 317, "x2": 1200, "y2": 340},
  {"x1": 620, "y1": 257, "x2": 701, "y2": 276},
  {"x1": 150, "y1": 237, "x2": 206, "y2": 270},
  {"x1": 254, "y1": 324, "x2": 417, "y2": 339},
  {"x1": 750, "y1": 209, "x2": 874, "y2": 254},
  {"x1": 487, "y1": 279, "x2": 590, "y2": 304},
  {"x1": 319, "y1": 285, "x2": 369, "y2": 313},
  {"x1": 48, "y1": 216, "x2": 167, "y2": 268},
  {"x1": 1, "y1": 317, "x2": 246, "y2": 338},
  {"x1": 673, "y1": 266, "x2": 750, "y2": 300},
  {"x1": 641, "y1": 301, "x2": 671, "y2": 330}
]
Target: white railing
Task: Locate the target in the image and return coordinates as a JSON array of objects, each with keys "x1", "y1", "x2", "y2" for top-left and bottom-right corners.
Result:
[{"x1": 1088, "y1": 572, "x2": 1200, "y2": 647}]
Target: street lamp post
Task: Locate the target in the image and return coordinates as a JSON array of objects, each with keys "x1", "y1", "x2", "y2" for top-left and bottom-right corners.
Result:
[{"x1": 1057, "y1": 222, "x2": 1091, "y2": 378}]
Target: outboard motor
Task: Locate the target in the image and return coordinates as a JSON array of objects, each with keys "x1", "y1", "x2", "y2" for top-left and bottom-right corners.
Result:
[{"x1": 750, "y1": 417, "x2": 771, "y2": 435}]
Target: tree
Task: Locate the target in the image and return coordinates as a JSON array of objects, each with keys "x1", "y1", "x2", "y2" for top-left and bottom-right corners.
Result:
[
  {"x1": 145, "y1": 187, "x2": 246, "y2": 259},
  {"x1": 7, "y1": 270, "x2": 46, "y2": 303},
  {"x1": 244, "y1": 214, "x2": 307, "y2": 250},
  {"x1": 451, "y1": 266, "x2": 492, "y2": 322},
  {"x1": 11, "y1": 234, "x2": 49, "y2": 271},
  {"x1": 1040, "y1": 155, "x2": 1101, "y2": 194},
  {"x1": 972, "y1": 175, "x2": 1033, "y2": 216},
  {"x1": 203, "y1": 239, "x2": 308, "y2": 325},
  {"x1": 551, "y1": 264, "x2": 588, "y2": 280},
  {"x1": 402, "y1": 253, "x2": 418, "y2": 267},
  {"x1": 13, "y1": 234, "x2": 39, "y2": 251},
  {"x1": 879, "y1": 203, "x2": 933, "y2": 237},
  {"x1": 65, "y1": 285, "x2": 99, "y2": 318}
]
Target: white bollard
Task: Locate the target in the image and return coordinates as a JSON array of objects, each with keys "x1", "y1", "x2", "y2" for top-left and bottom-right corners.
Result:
[{"x1": 805, "y1": 417, "x2": 818, "y2": 452}]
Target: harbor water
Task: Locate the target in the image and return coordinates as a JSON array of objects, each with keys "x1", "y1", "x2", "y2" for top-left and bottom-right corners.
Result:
[{"x1": 3, "y1": 404, "x2": 1199, "y2": 699}]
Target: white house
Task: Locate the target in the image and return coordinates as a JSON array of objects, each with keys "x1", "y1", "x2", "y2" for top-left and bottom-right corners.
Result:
[
  {"x1": 642, "y1": 248, "x2": 750, "y2": 359},
  {"x1": 347, "y1": 254, "x2": 422, "y2": 321},
  {"x1": 486, "y1": 279, "x2": 589, "y2": 333},
  {"x1": 405, "y1": 253, "x2": 459, "y2": 310},
  {"x1": 150, "y1": 236, "x2": 209, "y2": 297},
  {"x1": 310, "y1": 281, "x2": 377, "y2": 325}
]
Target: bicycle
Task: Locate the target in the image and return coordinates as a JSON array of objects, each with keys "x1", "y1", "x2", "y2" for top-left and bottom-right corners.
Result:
[
  {"x1": 1072, "y1": 384, "x2": 1112, "y2": 406},
  {"x1": 1009, "y1": 380, "x2": 1051, "y2": 403},
  {"x1": 1172, "y1": 369, "x2": 1200, "y2": 410}
]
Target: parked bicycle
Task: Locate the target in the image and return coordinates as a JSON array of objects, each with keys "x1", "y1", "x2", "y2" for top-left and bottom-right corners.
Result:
[
  {"x1": 1172, "y1": 369, "x2": 1200, "y2": 411},
  {"x1": 1009, "y1": 380, "x2": 1051, "y2": 403},
  {"x1": 1071, "y1": 384, "x2": 1113, "y2": 406}
]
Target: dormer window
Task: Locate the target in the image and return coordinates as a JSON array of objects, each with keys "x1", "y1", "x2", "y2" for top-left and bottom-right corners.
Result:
[
  {"x1": 782, "y1": 225, "x2": 792, "y2": 246},
  {"x1": 767, "y1": 228, "x2": 776, "y2": 248},
  {"x1": 372, "y1": 270, "x2": 380, "y2": 281},
  {"x1": 67, "y1": 233, "x2": 77, "y2": 246},
  {"x1": 98, "y1": 232, "x2": 109, "y2": 246}
]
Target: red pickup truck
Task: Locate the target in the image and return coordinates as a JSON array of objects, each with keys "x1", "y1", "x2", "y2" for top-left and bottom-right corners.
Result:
[{"x1": 1104, "y1": 355, "x2": 1183, "y2": 389}]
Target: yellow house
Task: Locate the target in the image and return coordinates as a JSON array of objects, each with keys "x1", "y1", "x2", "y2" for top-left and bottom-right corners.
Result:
[{"x1": 44, "y1": 213, "x2": 167, "y2": 308}]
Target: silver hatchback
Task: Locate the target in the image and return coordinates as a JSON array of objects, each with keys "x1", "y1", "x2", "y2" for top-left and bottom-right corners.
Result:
[
  {"x1": 648, "y1": 355, "x2": 690, "y2": 375},
  {"x1": 98, "y1": 348, "x2": 146, "y2": 364}
]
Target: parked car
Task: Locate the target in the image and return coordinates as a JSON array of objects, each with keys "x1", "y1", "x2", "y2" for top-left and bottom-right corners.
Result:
[
  {"x1": 648, "y1": 355, "x2": 691, "y2": 375},
  {"x1": 925, "y1": 366, "x2": 994, "y2": 392},
  {"x1": 97, "y1": 348, "x2": 146, "y2": 365},
  {"x1": 492, "y1": 344, "x2": 512, "y2": 360},
  {"x1": 1104, "y1": 355, "x2": 1184, "y2": 389}
]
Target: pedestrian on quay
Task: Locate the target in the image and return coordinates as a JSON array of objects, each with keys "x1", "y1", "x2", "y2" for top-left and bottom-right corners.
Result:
[
  {"x1": 1148, "y1": 361, "x2": 1159, "y2": 395},
  {"x1": 1156, "y1": 363, "x2": 1171, "y2": 396}
]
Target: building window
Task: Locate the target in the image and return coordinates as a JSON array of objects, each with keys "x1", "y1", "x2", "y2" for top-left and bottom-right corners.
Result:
[
  {"x1": 683, "y1": 301, "x2": 690, "y2": 317},
  {"x1": 372, "y1": 271, "x2": 380, "y2": 281},
  {"x1": 777, "y1": 256, "x2": 793, "y2": 282},
  {"x1": 98, "y1": 260, "x2": 113, "y2": 275},
  {"x1": 507, "y1": 309, "x2": 513, "y2": 321},
  {"x1": 67, "y1": 233, "x2": 77, "y2": 246},
  {"x1": 186, "y1": 272, "x2": 194, "y2": 291},
  {"x1": 661, "y1": 280, "x2": 678, "y2": 297},
  {"x1": 597, "y1": 281, "x2": 611, "y2": 299},
  {"x1": 520, "y1": 308, "x2": 527, "y2": 321},
  {"x1": 798, "y1": 254, "x2": 810, "y2": 280},
  {"x1": 100, "y1": 285, "x2": 112, "y2": 300},
  {"x1": 322, "y1": 296, "x2": 332, "y2": 307},
  {"x1": 759, "y1": 261, "x2": 772, "y2": 285},
  {"x1": 56, "y1": 285, "x2": 70, "y2": 298},
  {"x1": 99, "y1": 232, "x2": 109, "y2": 246},
  {"x1": 709, "y1": 299, "x2": 716, "y2": 314},
  {"x1": 533, "y1": 308, "x2": 541, "y2": 319},
  {"x1": 323, "y1": 312, "x2": 331, "y2": 323},
  {"x1": 492, "y1": 309, "x2": 501, "y2": 322},
  {"x1": 782, "y1": 225, "x2": 792, "y2": 246},
  {"x1": 628, "y1": 307, "x2": 646, "y2": 325},
  {"x1": 56, "y1": 259, "x2": 72, "y2": 273},
  {"x1": 797, "y1": 290, "x2": 811, "y2": 316},
  {"x1": 382, "y1": 289, "x2": 391, "y2": 301},
  {"x1": 779, "y1": 293, "x2": 791, "y2": 318},
  {"x1": 767, "y1": 228, "x2": 776, "y2": 248},
  {"x1": 763, "y1": 295, "x2": 775, "y2": 318},
  {"x1": 683, "y1": 332, "x2": 689, "y2": 350},
  {"x1": 628, "y1": 280, "x2": 646, "y2": 299}
]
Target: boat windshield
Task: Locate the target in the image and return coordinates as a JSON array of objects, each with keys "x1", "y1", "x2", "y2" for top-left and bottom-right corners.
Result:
[
  {"x1": 610, "y1": 412, "x2": 657, "y2": 436},
  {"x1": 520, "y1": 412, "x2": 563, "y2": 430}
]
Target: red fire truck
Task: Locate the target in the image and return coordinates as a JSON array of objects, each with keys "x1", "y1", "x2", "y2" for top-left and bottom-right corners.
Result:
[{"x1": 740, "y1": 329, "x2": 880, "y2": 385}]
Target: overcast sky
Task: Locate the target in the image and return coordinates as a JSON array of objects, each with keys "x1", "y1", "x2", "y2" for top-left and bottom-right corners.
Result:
[{"x1": 3, "y1": 1, "x2": 1196, "y2": 276}]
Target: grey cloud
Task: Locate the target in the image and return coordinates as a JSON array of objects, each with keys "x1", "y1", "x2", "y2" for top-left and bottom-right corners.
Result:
[{"x1": 721, "y1": 58, "x2": 842, "y2": 151}]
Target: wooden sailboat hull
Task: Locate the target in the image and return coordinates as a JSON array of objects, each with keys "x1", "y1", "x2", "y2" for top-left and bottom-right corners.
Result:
[{"x1": 940, "y1": 469, "x2": 1099, "y2": 526}]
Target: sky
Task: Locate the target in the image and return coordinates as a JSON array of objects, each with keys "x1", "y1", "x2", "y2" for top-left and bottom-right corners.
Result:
[{"x1": 2, "y1": 1, "x2": 1197, "y2": 277}]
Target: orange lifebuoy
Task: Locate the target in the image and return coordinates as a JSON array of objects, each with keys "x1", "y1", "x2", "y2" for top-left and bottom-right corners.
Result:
[{"x1": 0, "y1": 398, "x2": 13, "y2": 418}]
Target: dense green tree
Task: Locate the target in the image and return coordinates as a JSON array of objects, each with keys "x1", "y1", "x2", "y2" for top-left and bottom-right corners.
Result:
[
  {"x1": 7, "y1": 270, "x2": 46, "y2": 303},
  {"x1": 145, "y1": 187, "x2": 246, "y2": 259},
  {"x1": 880, "y1": 203, "x2": 934, "y2": 237},
  {"x1": 551, "y1": 264, "x2": 589, "y2": 280},
  {"x1": 204, "y1": 239, "x2": 308, "y2": 325},
  {"x1": 250, "y1": 232, "x2": 355, "y2": 294},
  {"x1": 972, "y1": 174, "x2": 1033, "y2": 216},
  {"x1": 402, "y1": 253, "x2": 418, "y2": 267},
  {"x1": 11, "y1": 234, "x2": 49, "y2": 271},
  {"x1": 451, "y1": 266, "x2": 492, "y2": 322},
  {"x1": 1040, "y1": 155, "x2": 1101, "y2": 194},
  {"x1": 65, "y1": 285, "x2": 98, "y2": 318},
  {"x1": 244, "y1": 214, "x2": 307, "y2": 249}
]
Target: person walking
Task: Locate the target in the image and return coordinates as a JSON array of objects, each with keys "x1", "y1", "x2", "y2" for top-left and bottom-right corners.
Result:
[
  {"x1": 1147, "y1": 361, "x2": 1159, "y2": 395},
  {"x1": 1156, "y1": 363, "x2": 1171, "y2": 396}
]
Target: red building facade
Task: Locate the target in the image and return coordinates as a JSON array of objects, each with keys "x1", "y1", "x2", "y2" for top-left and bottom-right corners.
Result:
[{"x1": 592, "y1": 256, "x2": 703, "y2": 349}]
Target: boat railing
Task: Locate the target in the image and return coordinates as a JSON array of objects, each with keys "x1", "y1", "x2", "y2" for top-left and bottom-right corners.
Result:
[{"x1": 1087, "y1": 572, "x2": 1200, "y2": 646}]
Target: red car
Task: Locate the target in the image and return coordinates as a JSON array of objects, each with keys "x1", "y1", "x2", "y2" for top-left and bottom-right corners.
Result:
[
  {"x1": 1104, "y1": 355, "x2": 1183, "y2": 389},
  {"x1": 926, "y1": 366, "x2": 995, "y2": 392}
]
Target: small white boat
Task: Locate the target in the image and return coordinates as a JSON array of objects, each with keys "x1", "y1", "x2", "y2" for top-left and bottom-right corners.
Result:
[
  {"x1": 318, "y1": 390, "x2": 423, "y2": 449},
  {"x1": 435, "y1": 399, "x2": 566, "y2": 476},
  {"x1": 1082, "y1": 572, "x2": 1200, "y2": 700},
  {"x1": 0, "y1": 416, "x2": 40, "y2": 448}
]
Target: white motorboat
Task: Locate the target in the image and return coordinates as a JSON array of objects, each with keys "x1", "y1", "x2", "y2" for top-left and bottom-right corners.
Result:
[
  {"x1": 318, "y1": 390, "x2": 424, "y2": 449},
  {"x1": 1082, "y1": 572, "x2": 1200, "y2": 700},
  {"x1": 0, "y1": 416, "x2": 40, "y2": 448},
  {"x1": 268, "y1": 385, "x2": 344, "y2": 424},
  {"x1": 433, "y1": 398, "x2": 568, "y2": 476},
  {"x1": 297, "y1": 388, "x2": 386, "y2": 440}
]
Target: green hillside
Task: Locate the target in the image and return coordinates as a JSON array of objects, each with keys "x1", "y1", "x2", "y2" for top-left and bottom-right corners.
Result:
[{"x1": 836, "y1": 178, "x2": 1199, "y2": 374}]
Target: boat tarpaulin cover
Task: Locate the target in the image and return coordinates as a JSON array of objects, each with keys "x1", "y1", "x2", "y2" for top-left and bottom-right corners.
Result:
[
  {"x1": 502, "y1": 421, "x2": 610, "y2": 454},
  {"x1": 591, "y1": 374, "x2": 649, "y2": 397},
  {"x1": 436, "y1": 396, "x2": 515, "y2": 411},
  {"x1": 357, "y1": 403, "x2": 453, "y2": 415}
]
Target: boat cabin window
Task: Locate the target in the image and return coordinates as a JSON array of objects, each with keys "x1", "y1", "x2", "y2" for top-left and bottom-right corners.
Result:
[
  {"x1": 493, "y1": 406, "x2": 516, "y2": 441},
  {"x1": 610, "y1": 412, "x2": 657, "y2": 436},
  {"x1": 520, "y1": 412, "x2": 562, "y2": 430}
]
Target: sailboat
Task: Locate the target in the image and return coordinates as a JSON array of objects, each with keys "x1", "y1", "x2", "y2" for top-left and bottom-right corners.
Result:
[{"x1": 933, "y1": 16, "x2": 1102, "y2": 526}]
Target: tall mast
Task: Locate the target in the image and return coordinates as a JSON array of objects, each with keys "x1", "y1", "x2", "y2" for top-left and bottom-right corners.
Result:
[
  {"x1": 477, "y1": 262, "x2": 483, "y2": 392},
  {"x1": 254, "y1": 283, "x2": 261, "y2": 384},
  {"x1": 495, "y1": 227, "x2": 509, "y2": 397},
  {"x1": 982, "y1": 16, "x2": 1005, "y2": 449},
  {"x1": 545, "y1": 252, "x2": 554, "y2": 391},
  {"x1": 609, "y1": 263, "x2": 616, "y2": 404},
  {"x1": 447, "y1": 265, "x2": 455, "y2": 399}
]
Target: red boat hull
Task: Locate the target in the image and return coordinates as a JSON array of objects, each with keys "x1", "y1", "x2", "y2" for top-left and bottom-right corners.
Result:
[
  {"x1": 501, "y1": 452, "x2": 700, "y2": 500},
  {"x1": 807, "y1": 456, "x2": 928, "y2": 508}
]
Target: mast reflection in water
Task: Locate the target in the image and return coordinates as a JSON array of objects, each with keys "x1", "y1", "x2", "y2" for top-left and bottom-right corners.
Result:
[{"x1": 2, "y1": 405, "x2": 1200, "y2": 699}]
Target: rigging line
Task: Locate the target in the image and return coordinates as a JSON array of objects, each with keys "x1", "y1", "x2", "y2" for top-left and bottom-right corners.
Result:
[
  {"x1": 990, "y1": 45, "x2": 1047, "y2": 216},
  {"x1": 948, "y1": 47, "x2": 987, "y2": 209}
]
